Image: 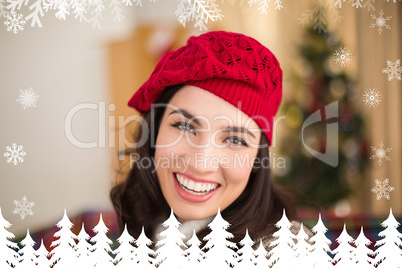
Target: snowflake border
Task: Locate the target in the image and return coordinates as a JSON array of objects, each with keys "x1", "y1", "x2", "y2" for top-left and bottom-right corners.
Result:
[
  {"x1": 371, "y1": 178, "x2": 395, "y2": 200},
  {"x1": 3, "y1": 11, "x2": 25, "y2": 34},
  {"x1": 16, "y1": 87, "x2": 39, "y2": 109},
  {"x1": 382, "y1": 59, "x2": 402, "y2": 81},
  {"x1": 4, "y1": 143, "x2": 26, "y2": 166},
  {"x1": 370, "y1": 141, "x2": 391, "y2": 165},
  {"x1": 362, "y1": 88, "x2": 382, "y2": 108},
  {"x1": 370, "y1": 10, "x2": 391, "y2": 34},
  {"x1": 13, "y1": 196, "x2": 35, "y2": 220},
  {"x1": 333, "y1": 47, "x2": 352, "y2": 67}
]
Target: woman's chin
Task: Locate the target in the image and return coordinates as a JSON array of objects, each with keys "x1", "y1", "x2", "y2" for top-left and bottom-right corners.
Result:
[{"x1": 174, "y1": 209, "x2": 216, "y2": 223}]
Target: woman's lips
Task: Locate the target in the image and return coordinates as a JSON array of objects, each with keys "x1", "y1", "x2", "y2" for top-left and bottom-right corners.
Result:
[{"x1": 173, "y1": 173, "x2": 220, "y2": 203}]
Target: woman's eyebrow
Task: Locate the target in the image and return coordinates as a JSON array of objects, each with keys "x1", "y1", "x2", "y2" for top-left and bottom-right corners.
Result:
[
  {"x1": 221, "y1": 126, "x2": 256, "y2": 139},
  {"x1": 169, "y1": 108, "x2": 256, "y2": 138},
  {"x1": 169, "y1": 109, "x2": 202, "y2": 126}
]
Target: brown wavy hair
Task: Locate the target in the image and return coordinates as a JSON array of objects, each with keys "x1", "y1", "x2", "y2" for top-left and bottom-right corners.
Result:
[{"x1": 110, "y1": 84, "x2": 296, "y2": 245}]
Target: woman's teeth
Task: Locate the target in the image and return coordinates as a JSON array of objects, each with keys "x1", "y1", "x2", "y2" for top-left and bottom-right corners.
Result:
[{"x1": 176, "y1": 173, "x2": 219, "y2": 195}]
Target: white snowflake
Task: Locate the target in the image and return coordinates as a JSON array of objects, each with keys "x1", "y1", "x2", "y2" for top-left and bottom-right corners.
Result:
[
  {"x1": 16, "y1": 87, "x2": 39, "y2": 109},
  {"x1": 335, "y1": 0, "x2": 376, "y2": 10},
  {"x1": 362, "y1": 88, "x2": 381, "y2": 108},
  {"x1": 25, "y1": 0, "x2": 45, "y2": 28},
  {"x1": 334, "y1": 47, "x2": 352, "y2": 67},
  {"x1": 351, "y1": 0, "x2": 363, "y2": 8},
  {"x1": 363, "y1": 0, "x2": 375, "y2": 11},
  {"x1": 7, "y1": 0, "x2": 155, "y2": 29},
  {"x1": 382, "y1": 59, "x2": 402, "y2": 81},
  {"x1": 248, "y1": 0, "x2": 284, "y2": 14},
  {"x1": 13, "y1": 196, "x2": 35, "y2": 220},
  {"x1": 4, "y1": 11, "x2": 26, "y2": 34},
  {"x1": 298, "y1": 0, "x2": 343, "y2": 33},
  {"x1": 110, "y1": 0, "x2": 125, "y2": 22},
  {"x1": 4, "y1": 143, "x2": 26, "y2": 166},
  {"x1": 175, "y1": 0, "x2": 223, "y2": 31},
  {"x1": 371, "y1": 178, "x2": 395, "y2": 200},
  {"x1": 370, "y1": 141, "x2": 391, "y2": 165},
  {"x1": 370, "y1": 10, "x2": 391, "y2": 34}
]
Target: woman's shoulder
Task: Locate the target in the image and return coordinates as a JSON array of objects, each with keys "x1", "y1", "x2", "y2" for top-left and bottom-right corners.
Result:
[{"x1": 252, "y1": 220, "x2": 314, "y2": 251}]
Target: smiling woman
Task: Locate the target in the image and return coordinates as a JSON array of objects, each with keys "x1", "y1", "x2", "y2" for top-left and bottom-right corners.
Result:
[
  {"x1": 110, "y1": 31, "x2": 306, "y2": 249},
  {"x1": 155, "y1": 85, "x2": 261, "y2": 222}
]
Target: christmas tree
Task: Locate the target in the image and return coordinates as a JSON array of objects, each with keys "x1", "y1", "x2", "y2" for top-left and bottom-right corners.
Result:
[
  {"x1": 75, "y1": 223, "x2": 94, "y2": 267},
  {"x1": 183, "y1": 229, "x2": 204, "y2": 268},
  {"x1": 155, "y1": 209, "x2": 187, "y2": 268},
  {"x1": 48, "y1": 209, "x2": 77, "y2": 268},
  {"x1": 113, "y1": 224, "x2": 136, "y2": 267},
  {"x1": 35, "y1": 239, "x2": 51, "y2": 268},
  {"x1": 253, "y1": 239, "x2": 270, "y2": 267},
  {"x1": 354, "y1": 227, "x2": 375, "y2": 268},
  {"x1": 293, "y1": 222, "x2": 313, "y2": 266},
  {"x1": 90, "y1": 214, "x2": 115, "y2": 268},
  {"x1": 332, "y1": 224, "x2": 356, "y2": 266},
  {"x1": 202, "y1": 208, "x2": 237, "y2": 267},
  {"x1": 309, "y1": 213, "x2": 333, "y2": 267},
  {"x1": 267, "y1": 209, "x2": 296, "y2": 267},
  {"x1": 133, "y1": 226, "x2": 155, "y2": 267},
  {"x1": 18, "y1": 229, "x2": 37, "y2": 268},
  {"x1": 0, "y1": 207, "x2": 19, "y2": 267},
  {"x1": 374, "y1": 208, "x2": 402, "y2": 267},
  {"x1": 237, "y1": 229, "x2": 255, "y2": 267},
  {"x1": 276, "y1": 27, "x2": 369, "y2": 208}
]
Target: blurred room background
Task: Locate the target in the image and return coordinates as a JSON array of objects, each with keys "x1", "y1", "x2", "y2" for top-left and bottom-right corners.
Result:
[{"x1": 1, "y1": 0, "x2": 401, "y2": 242}]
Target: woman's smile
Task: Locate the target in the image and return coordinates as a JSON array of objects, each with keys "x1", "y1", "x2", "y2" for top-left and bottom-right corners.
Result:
[
  {"x1": 172, "y1": 172, "x2": 221, "y2": 203},
  {"x1": 174, "y1": 172, "x2": 220, "y2": 195}
]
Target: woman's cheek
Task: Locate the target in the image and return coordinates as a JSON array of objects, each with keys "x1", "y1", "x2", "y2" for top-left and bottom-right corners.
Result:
[
  {"x1": 225, "y1": 169, "x2": 252, "y2": 186},
  {"x1": 224, "y1": 151, "x2": 256, "y2": 172}
]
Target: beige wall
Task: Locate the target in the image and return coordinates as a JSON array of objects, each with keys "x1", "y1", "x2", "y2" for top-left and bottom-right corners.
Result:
[{"x1": 0, "y1": 8, "x2": 136, "y2": 235}]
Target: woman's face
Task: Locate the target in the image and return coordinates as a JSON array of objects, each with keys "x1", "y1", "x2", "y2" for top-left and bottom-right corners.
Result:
[{"x1": 154, "y1": 85, "x2": 261, "y2": 222}]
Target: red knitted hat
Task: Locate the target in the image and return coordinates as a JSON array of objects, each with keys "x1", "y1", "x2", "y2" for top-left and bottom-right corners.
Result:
[{"x1": 128, "y1": 31, "x2": 283, "y2": 145}]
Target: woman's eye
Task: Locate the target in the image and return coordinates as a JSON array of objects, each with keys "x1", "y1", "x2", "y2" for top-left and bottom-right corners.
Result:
[
  {"x1": 170, "y1": 121, "x2": 196, "y2": 134},
  {"x1": 226, "y1": 136, "x2": 248, "y2": 147}
]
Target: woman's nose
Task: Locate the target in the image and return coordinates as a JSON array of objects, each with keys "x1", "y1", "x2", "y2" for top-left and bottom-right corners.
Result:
[{"x1": 185, "y1": 134, "x2": 226, "y2": 172}]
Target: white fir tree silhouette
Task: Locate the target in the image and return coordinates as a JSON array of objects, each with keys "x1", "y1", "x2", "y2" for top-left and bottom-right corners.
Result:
[
  {"x1": 90, "y1": 213, "x2": 115, "y2": 268},
  {"x1": 267, "y1": 209, "x2": 297, "y2": 268},
  {"x1": 202, "y1": 208, "x2": 238, "y2": 267},
  {"x1": 133, "y1": 226, "x2": 155, "y2": 267},
  {"x1": 254, "y1": 239, "x2": 270, "y2": 268},
  {"x1": 0, "y1": 207, "x2": 19, "y2": 267},
  {"x1": 293, "y1": 222, "x2": 313, "y2": 267},
  {"x1": 374, "y1": 208, "x2": 402, "y2": 268},
  {"x1": 48, "y1": 209, "x2": 77, "y2": 268},
  {"x1": 183, "y1": 229, "x2": 205, "y2": 268},
  {"x1": 354, "y1": 227, "x2": 375, "y2": 268},
  {"x1": 155, "y1": 209, "x2": 187, "y2": 268},
  {"x1": 332, "y1": 224, "x2": 355, "y2": 266},
  {"x1": 35, "y1": 239, "x2": 51, "y2": 268},
  {"x1": 237, "y1": 229, "x2": 255, "y2": 267},
  {"x1": 309, "y1": 213, "x2": 333, "y2": 267},
  {"x1": 113, "y1": 224, "x2": 136, "y2": 267},
  {"x1": 18, "y1": 229, "x2": 37, "y2": 268},
  {"x1": 74, "y1": 222, "x2": 94, "y2": 267},
  {"x1": 184, "y1": 230, "x2": 204, "y2": 268}
]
